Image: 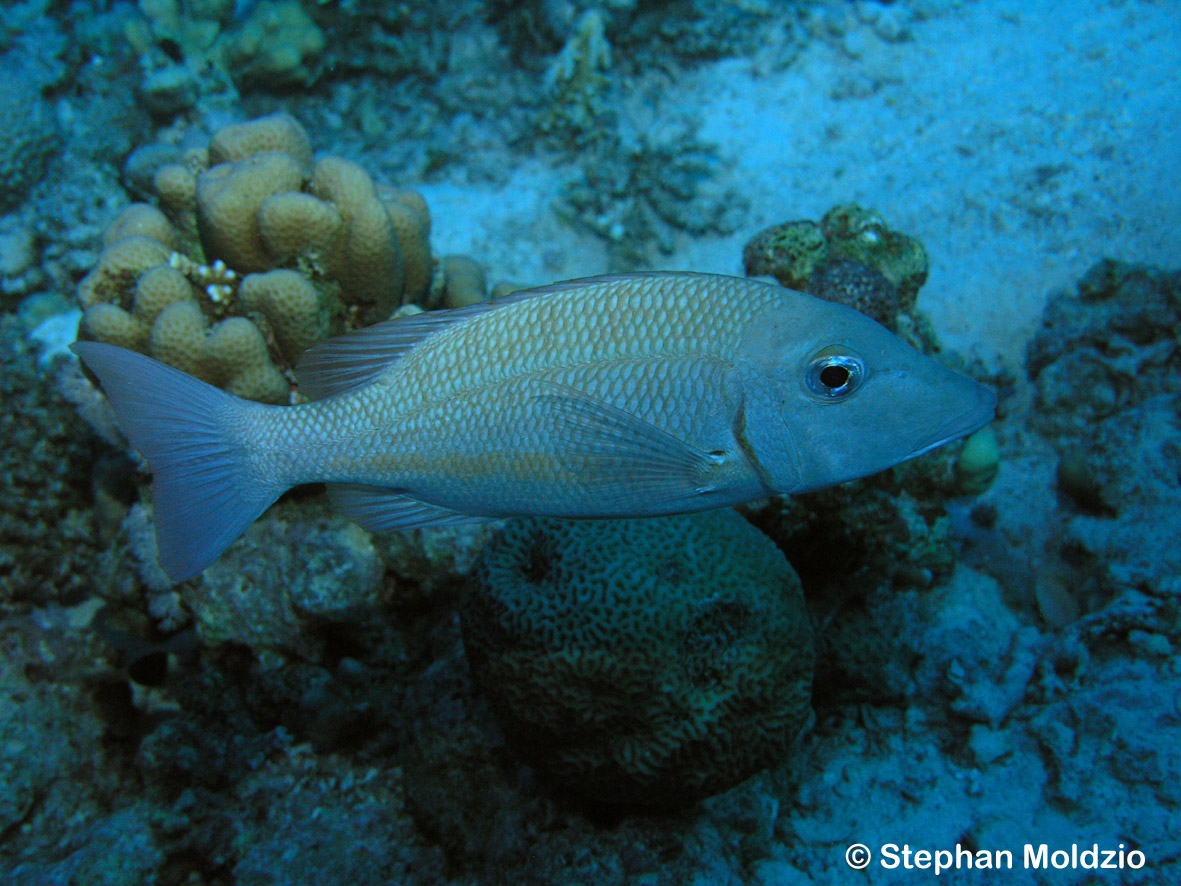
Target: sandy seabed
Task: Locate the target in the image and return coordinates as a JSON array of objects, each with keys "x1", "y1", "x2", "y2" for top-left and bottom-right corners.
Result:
[{"x1": 424, "y1": 0, "x2": 1180, "y2": 370}]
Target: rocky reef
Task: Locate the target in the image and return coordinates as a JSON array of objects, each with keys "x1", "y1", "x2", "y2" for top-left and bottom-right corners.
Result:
[
  {"x1": 1026, "y1": 259, "x2": 1181, "y2": 636},
  {"x1": 555, "y1": 128, "x2": 748, "y2": 270},
  {"x1": 0, "y1": 57, "x2": 61, "y2": 213},
  {"x1": 0, "y1": 315, "x2": 120, "y2": 609},
  {"x1": 127, "y1": 0, "x2": 325, "y2": 117}
]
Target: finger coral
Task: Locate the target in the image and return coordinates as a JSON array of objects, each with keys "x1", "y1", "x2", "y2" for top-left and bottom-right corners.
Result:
[
  {"x1": 381, "y1": 187, "x2": 432, "y2": 305},
  {"x1": 437, "y1": 254, "x2": 488, "y2": 309},
  {"x1": 239, "y1": 270, "x2": 332, "y2": 364},
  {"x1": 77, "y1": 113, "x2": 435, "y2": 404},
  {"x1": 197, "y1": 151, "x2": 306, "y2": 272},
  {"x1": 310, "y1": 156, "x2": 404, "y2": 322},
  {"x1": 208, "y1": 106, "x2": 314, "y2": 170}
]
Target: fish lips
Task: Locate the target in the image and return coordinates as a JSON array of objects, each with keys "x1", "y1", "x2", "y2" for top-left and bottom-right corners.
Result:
[{"x1": 904, "y1": 380, "x2": 998, "y2": 461}]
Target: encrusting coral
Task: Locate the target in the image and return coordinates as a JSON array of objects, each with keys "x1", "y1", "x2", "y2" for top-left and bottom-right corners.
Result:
[
  {"x1": 744, "y1": 203, "x2": 941, "y2": 358},
  {"x1": 742, "y1": 219, "x2": 829, "y2": 292},
  {"x1": 461, "y1": 511, "x2": 814, "y2": 807},
  {"x1": 817, "y1": 204, "x2": 929, "y2": 309},
  {"x1": 77, "y1": 112, "x2": 436, "y2": 404},
  {"x1": 739, "y1": 204, "x2": 997, "y2": 622},
  {"x1": 744, "y1": 203, "x2": 929, "y2": 315}
]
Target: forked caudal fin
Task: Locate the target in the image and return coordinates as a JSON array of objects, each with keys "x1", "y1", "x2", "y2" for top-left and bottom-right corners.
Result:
[{"x1": 72, "y1": 342, "x2": 286, "y2": 581}]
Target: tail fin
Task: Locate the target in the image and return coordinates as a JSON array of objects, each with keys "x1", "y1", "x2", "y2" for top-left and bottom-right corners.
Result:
[{"x1": 72, "y1": 342, "x2": 287, "y2": 581}]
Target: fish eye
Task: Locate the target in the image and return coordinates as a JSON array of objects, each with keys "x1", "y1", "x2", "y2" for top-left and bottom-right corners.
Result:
[{"x1": 805, "y1": 346, "x2": 864, "y2": 399}]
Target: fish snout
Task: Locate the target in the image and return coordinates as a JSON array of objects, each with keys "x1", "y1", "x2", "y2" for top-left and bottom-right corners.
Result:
[{"x1": 905, "y1": 379, "x2": 997, "y2": 460}]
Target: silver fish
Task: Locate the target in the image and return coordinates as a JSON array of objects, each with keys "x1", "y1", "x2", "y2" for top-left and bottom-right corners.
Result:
[{"x1": 73, "y1": 272, "x2": 996, "y2": 580}]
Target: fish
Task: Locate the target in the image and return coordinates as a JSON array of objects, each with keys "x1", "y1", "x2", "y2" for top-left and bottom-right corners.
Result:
[{"x1": 72, "y1": 271, "x2": 997, "y2": 581}]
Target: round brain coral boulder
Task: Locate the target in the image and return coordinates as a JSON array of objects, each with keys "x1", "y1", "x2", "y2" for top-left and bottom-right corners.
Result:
[{"x1": 460, "y1": 511, "x2": 814, "y2": 807}]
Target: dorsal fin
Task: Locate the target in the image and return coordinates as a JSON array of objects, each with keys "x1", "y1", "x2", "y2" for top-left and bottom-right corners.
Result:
[
  {"x1": 294, "y1": 273, "x2": 698, "y2": 400},
  {"x1": 295, "y1": 295, "x2": 528, "y2": 399},
  {"x1": 295, "y1": 310, "x2": 463, "y2": 400}
]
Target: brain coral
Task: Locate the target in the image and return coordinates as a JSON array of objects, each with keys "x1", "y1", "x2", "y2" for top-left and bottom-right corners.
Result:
[
  {"x1": 78, "y1": 113, "x2": 435, "y2": 403},
  {"x1": 460, "y1": 510, "x2": 814, "y2": 807}
]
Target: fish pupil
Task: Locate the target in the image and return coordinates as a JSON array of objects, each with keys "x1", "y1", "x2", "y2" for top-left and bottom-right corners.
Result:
[
  {"x1": 806, "y1": 348, "x2": 864, "y2": 399},
  {"x1": 820, "y1": 364, "x2": 850, "y2": 389}
]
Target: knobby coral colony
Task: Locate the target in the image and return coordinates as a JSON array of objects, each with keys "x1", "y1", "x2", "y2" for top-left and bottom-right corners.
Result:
[
  {"x1": 77, "y1": 113, "x2": 435, "y2": 404},
  {"x1": 130, "y1": 0, "x2": 327, "y2": 116}
]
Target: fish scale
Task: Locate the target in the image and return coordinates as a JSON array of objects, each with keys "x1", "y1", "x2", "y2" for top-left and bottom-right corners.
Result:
[
  {"x1": 276, "y1": 275, "x2": 764, "y2": 484},
  {"x1": 394, "y1": 276, "x2": 757, "y2": 396},
  {"x1": 72, "y1": 271, "x2": 996, "y2": 580}
]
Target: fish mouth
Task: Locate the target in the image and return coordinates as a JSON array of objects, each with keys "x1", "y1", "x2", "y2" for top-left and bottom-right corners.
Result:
[{"x1": 905, "y1": 381, "x2": 998, "y2": 460}]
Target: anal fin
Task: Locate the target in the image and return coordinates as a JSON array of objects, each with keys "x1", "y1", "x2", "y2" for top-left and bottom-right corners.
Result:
[{"x1": 327, "y1": 484, "x2": 491, "y2": 532}]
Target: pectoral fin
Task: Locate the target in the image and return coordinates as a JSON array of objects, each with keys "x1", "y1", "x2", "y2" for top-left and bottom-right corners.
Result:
[{"x1": 536, "y1": 383, "x2": 725, "y2": 512}]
